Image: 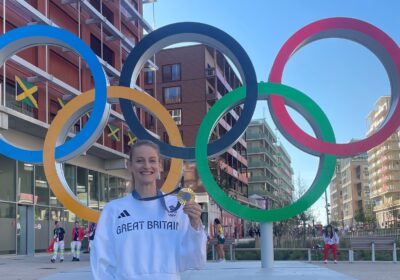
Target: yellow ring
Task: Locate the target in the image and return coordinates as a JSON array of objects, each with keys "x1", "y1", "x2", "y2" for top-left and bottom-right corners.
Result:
[{"x1": 43, "y1": 86, "x2": 184, "y2": 222}]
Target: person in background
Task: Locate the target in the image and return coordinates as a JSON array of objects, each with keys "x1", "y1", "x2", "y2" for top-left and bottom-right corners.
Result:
[
  {"x1": 323, "y1": 224, "x2": 340, "y2": 264},
  {"x1": 214, "y1": 218, "x2": 225, "y2": 262},
  {"x1": 71, "y1": 221, "x2": 85, "y2": 261},
  {"x1": 51, "y1": 221, "x2": 66, "y2": 263},
  {"x1": 87, "y1": 222, "x2": 96, "y2": 253},
  {"x1": 249, "y1": 226, "x2": 254, "y2": 238}
]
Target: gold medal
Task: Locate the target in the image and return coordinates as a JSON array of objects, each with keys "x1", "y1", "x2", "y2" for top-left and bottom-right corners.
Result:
[{"x1": 176, "y1": 187, "x2": 195, "y2": 205}]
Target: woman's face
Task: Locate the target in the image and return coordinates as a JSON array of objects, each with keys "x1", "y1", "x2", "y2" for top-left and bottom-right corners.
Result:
[{"x1": 129, "y1": 145, "x2": 160, "y2": 186}]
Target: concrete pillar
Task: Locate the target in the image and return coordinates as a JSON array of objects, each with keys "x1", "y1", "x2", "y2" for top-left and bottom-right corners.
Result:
[
  {"x1": 27, "y1": 205, "x2": 35, "y2": 256},
  {"x1": 260, "y1": 222, "x2": 273, "y2": 269}
]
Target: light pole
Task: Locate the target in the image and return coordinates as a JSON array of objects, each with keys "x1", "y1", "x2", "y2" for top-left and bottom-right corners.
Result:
[{"x1": 325, "y1": 190, "x2": 330, "y2": 224}]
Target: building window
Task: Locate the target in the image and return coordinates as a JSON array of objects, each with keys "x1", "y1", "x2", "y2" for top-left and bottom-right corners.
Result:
[
  {"x1": 145, "y1": 112, "x2": 155, "y2": 128},
  {"x1": 90, "y1": 34, "x2": 114, "y2": 67},
  {"x1": 145, "y1": 88, "x2": 154, "y2": 97},
  {"x1": 77, "y1": 167, "x2": 88, "y2": 206},
  {"x1": 35, "y1": 166, "x2": 49, "y2": 205},
  {"x1": 18, "y1": 161, "x2": 34, "y2": 204},
  {"x1": 162, "y1": 64, "x2": 181, "y2": 82},
  {"x1": 109, "y1": 176, "x2": 126, "y2": 201},
  {"x1": 89, "y1": 170, "x2": 99, "y2": 210},
  {"x1": 90, "y1": 0, "x2": 114, "y2": 23},
  {"x1": 163, "y1": 87, "x2": 181, "y2": 104},
  {"x1": 0, "y1": 154, "x2": 16, "y2": 202},
  {"x1": 5, "y1": 81, "x2": 35, "y2": 118},
  {"x1": 0, "y1": 202, "x2": 16, "y2": 254},
  {"x1": 145, "y1": 71, "x2": 154, "y2": 84},
  {"x1": 168, "y1": 109, "x2": 182, "y2": 125}
]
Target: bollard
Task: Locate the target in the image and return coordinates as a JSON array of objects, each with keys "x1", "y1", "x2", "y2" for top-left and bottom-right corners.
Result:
[
  {"x1": 261, "y1": 222, "x2": 274, "y2": 269},
  {"x1": 371, "y1": 242, "x2": 375, "y2": 262}
]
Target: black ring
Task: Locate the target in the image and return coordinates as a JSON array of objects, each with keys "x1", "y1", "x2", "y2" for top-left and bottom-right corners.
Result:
[{"x1": 119, "y1": 22, "x2": 257, "y2": 160}]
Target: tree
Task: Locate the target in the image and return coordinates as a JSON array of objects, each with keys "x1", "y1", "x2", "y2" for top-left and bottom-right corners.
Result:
[
  {"x1": 330, "y1": 221, "x2": 340, "y2": 228},
  {"x1": 294, "y1": 175, "x2": 317, "y2": 224},
  {"x1": 354, "y1": 209, "x2": 366, "y2": 225}
]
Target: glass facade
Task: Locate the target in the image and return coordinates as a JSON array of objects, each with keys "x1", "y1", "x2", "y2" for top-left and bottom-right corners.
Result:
[
  {"x1": 0, "y1": 202, "x2": 16, "y2": 254},
  {"x1": 0, "y1": 0, "x2": 144, "y2": 255},
  {"x1": 35, "y1": 166, "x2": 49, "y2": 205},
  {"x1": 35, "y1": 206, "x2": 49, "y2": 253},
  {"x1": 0, "y1": 158, "x2": 129, "y2": 255},
  {"x1": 0, "y1": 155, "x2": 16, "y2": 202},
  {"x1": 17, "y1": 162, "x2": 34, "y2": 204}
]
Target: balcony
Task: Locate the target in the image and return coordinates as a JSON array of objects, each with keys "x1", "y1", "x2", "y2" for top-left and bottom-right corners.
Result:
[
  {"x1": 383, "y1": 175, "x2": 400, "y2": 183},
  {"x1": 227, "y1": 147, "x2": 248, "y2": 166},
  {"x1": 205, "y1": 67, "x2": 216, "y2": 77},
  {"x1": 120, "y1": 0, "x2": 154, "y2": 33},
  {"x1": 381, "y1": 144, "x2": 400, "y2": 152},
  {"x1": 206, "y1": 91, "x2": 221, "y2": 102},
  {"x1": 373, "y1": 199, "x2": 400, "y2": 212},
  {"x1": 251, "y1": 190, "x2": 282, "y2": 204},
  {"x1": 369, "y1": 185, "x2": 400, "y2": 198},
  {"x1": 247, "y1": 146, "x2": 276, "y2": 161},
  {"x1": 246, "y1": 131, "x2": 277, "y2": 144},
  {"x1": 248, "y1": 175, "x2": 278, "y2": 188},
  {"x1": 215, "y1": 67, "x2": 233, "y2": 92},
  {"x1": 228, "y1": 189, "x2": 250, "y2": 205},
  {"x1": 1, "y1": 105, "x2": 128, "y2": 161},
  {"x1": 218, "y1": 118, "x2": 247, "y2": 148},
  {"x1": 248, "y1": 159, "x2": 272, "y2": 168},
  {"x1": 218, "y1": 160, "x2": 248, "y2": 185},
  {"x1": 381, "y1": 165, "x2": 400, "y2": 173}
]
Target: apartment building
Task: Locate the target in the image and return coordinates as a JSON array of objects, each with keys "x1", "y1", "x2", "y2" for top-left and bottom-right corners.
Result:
[
  {"x1": 0, "y1": 0, "x2": 153, "y2": 255},
  {"x1": 246, "y1": 119, "x2": 294, "y2": 209},
  {"x1": 143, "y1": 44, "x2": 249, "y2": 237},
  {"x1": 329, "y1": 153, "x2": 371, "y2": 229},
  {"x1": 367, "y1": 96, "x2": 400, "y2": 228}
]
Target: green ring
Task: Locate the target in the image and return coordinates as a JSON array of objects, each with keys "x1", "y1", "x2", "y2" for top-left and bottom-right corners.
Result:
[{"x1": 195, "y1": 82, "x2": 337, "y2": 222}]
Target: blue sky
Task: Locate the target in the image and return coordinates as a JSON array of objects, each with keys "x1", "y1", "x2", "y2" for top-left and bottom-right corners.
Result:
[{"x1": 144, "y1": 0, "x2": 400, "y2": 223}]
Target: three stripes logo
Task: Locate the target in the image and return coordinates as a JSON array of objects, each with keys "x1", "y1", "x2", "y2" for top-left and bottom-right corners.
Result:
[{"x1": 118, "y1": 210, "x2": 131, "y2": 219}]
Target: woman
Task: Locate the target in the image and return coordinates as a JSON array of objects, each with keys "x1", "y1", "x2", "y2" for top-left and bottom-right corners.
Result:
[
  {"x1": 91, "y1": 140, "x2": 207, "y2": 279},
  {"x1": 323, "y1": 224, "x2": 339, "y2": 264},
  {"x1": 214, "y1": 218, "x2": 225, "y2": 262}
]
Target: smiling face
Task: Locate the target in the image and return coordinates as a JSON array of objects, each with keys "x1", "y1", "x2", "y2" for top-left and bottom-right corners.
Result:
[{"x1": 129, "y1": 144, "x2": 161, "y2": 187}]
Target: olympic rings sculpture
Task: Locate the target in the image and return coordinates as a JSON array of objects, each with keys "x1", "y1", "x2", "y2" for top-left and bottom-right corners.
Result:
[{"x1": 0, "y1": 18, "x2": 398, "y2": 222}]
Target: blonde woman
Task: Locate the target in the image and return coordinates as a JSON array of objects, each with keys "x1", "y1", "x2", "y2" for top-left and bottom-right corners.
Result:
[{"x1": 91, "y1": 140, "x2": 207, "y2": 279}]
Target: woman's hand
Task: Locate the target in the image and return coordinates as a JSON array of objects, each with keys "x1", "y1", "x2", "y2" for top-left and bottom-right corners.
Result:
[{"x1": 183, "y1": 201, "x2": 202, "y2": 230}]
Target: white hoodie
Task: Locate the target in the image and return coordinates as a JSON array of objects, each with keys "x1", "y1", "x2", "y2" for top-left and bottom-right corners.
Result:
[{"x1": 90, "y1": 194, "x2": 207, "y2": 280}]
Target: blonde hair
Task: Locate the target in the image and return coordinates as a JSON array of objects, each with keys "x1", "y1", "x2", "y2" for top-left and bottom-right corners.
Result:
[{"x1": 129, "y1": 139, "x2": 160, "y2": 162}]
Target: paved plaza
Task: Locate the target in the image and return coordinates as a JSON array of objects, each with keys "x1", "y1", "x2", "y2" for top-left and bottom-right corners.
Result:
[{"x1": 0, "y1": 254, "x2": 399, "y2": 280}]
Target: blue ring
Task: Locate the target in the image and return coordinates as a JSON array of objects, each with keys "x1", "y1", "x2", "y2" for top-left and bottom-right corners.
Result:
[
  {"x1": 0, "y1": 25, "x2": 107, "y2": 163},
  {"x1": 119, "y1": 22, "x2": 257, "y2": 160}
]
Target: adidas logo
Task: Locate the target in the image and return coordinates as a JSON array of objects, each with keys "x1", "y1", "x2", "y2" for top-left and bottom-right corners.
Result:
[{"x1": 118, "y1": 210, "x2": 131, "y2": 219}]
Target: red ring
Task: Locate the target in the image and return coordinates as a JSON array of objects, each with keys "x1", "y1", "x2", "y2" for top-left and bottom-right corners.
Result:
[{"x1": 269, "y1": 17, "x2": 400, "y2": 156}]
